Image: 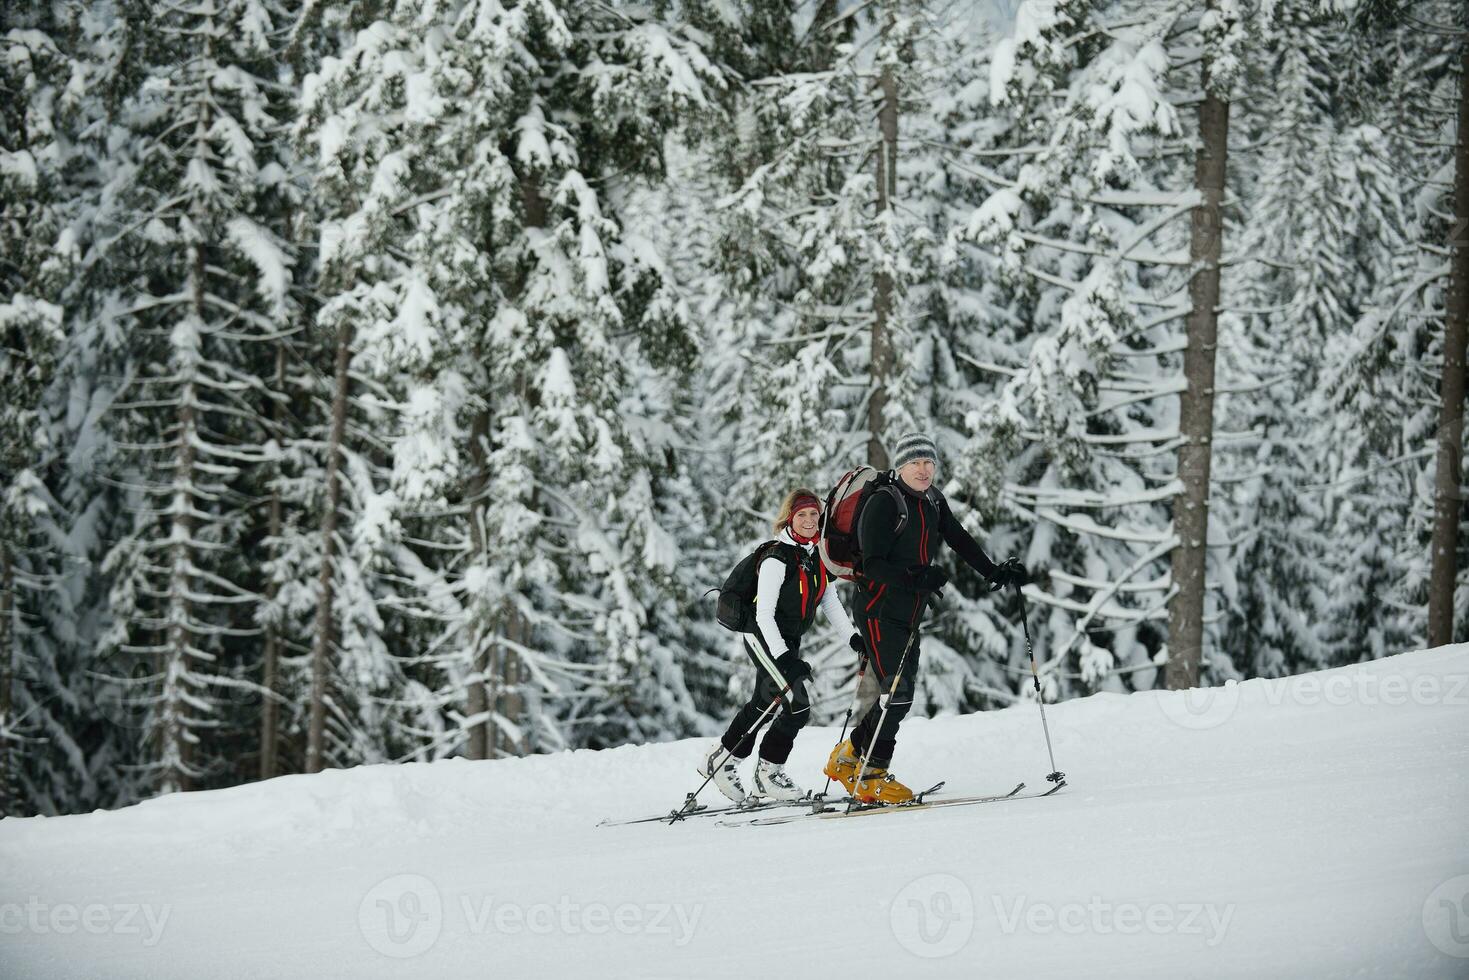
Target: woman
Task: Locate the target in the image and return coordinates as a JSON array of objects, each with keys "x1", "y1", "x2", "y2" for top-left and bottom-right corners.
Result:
[{"x1": 699, "y1": 489, "x2": 864, "y2": 803}]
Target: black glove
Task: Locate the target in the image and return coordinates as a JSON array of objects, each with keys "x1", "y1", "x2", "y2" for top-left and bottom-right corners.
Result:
[
  {"x1": 996, "y1": 556, "x2": 1029, "y2": 588},
  {"x1": 849, "y1": 633, "x2": 867, "y2": 656},
  {"x1": 775, "y1": 651, "x2": 812, "y2": 684},
  {"x1": 909, "y1": 565, "x2": 949, "y2": 593}
]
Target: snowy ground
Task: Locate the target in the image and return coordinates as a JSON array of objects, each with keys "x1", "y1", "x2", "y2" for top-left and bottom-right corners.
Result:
[{"x1": 3, "y1": 645, "x2": 1468, "y2": 979}]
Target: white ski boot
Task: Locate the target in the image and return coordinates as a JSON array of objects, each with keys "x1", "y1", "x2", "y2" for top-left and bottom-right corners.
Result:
[
  {"x1": 752, "y1": 760, "x2": 805, "y2": 802},
  {"x1": 699, "y1": 742, "x2": 747, "y2": 803}
]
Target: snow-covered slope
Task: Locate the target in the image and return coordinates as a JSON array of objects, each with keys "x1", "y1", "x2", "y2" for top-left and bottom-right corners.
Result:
[{"x1": 4, "y1": 646, "x2": 1468, "y2": 979}]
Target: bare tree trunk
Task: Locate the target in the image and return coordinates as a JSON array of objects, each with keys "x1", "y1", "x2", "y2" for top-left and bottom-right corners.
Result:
[
  {"x1": 1428, "y1": 43, "x2": 1469, "y2": 648},
  {"x1": 1166, "y1": 49, "x2": 1230, "y2": 691},
  {"x1": 0, "y1": 543, "x2": 13, "y2": 813},
  {"x1": 306, "y1": 318, "x2": 353, "y2": 773},
  {"x1": 473, "y1": 166, "x2": 544, "y2": 759},
  {"x1": 868, "y1": 23, "x2": 899, "y2": 471},
  {"x1": 259, "y1": 345, "x2": 286, "y2": 780},
  {"x1": 486, "y1": 625, "x2": 502, "y2": 757},
  {"x1": 164, "y1": 380, "x2": 197, "y2": 793},
  {"x1": 464, "y1": 408, "x2": 491, "y2": 761},
  {"x1": 158, "y1": 232, "x2": 211, "y2": 793},
  {"x1": 500, "y1": 604, "x2": 525, "y2": 757}
]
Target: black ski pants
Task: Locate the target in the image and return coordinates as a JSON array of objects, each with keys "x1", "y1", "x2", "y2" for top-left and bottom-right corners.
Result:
[
  {"x1": 720, "y1": 634, "x2": 810, "y2": 765},
  {"x1": 848, "y1": 614, "x2": 920, "y2": 770}
]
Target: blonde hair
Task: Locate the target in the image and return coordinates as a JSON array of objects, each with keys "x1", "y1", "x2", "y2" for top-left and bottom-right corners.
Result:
[{"x1": 773, "y1": 487, "x2": 821, "y2": 534}]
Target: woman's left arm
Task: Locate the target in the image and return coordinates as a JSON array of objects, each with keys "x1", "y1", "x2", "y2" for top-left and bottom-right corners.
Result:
[{"x1": 819, "y1": 578, "x2": 856, "y2": 636}]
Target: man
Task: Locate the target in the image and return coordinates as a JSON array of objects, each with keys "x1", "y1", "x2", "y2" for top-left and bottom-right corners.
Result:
[{"x1": 824, "y1": 432, "x2": 1028, "y2": 803}]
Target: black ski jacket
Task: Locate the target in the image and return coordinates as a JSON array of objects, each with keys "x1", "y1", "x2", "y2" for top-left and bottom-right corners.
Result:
[{"x1": 855, "y1": 480, "x2": 998, "y2": 625}]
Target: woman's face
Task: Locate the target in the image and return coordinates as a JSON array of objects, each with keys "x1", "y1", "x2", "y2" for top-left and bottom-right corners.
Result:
[{"x1": 792, "y1": 506, "x2": 821, "y2": 538}]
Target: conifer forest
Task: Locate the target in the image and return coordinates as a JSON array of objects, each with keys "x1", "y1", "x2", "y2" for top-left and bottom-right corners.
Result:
[{"x1": 2, "y1": 0, "x2": 1466, "y2": 817}]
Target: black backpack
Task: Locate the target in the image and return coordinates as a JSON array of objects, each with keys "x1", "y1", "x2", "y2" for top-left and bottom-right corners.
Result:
[{"x1": 716, "y1": 541, "x2": 787, "y2": 633}]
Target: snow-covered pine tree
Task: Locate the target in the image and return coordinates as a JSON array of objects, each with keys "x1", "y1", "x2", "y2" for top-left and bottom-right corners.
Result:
[
  {"x1": 296, "y1": 0, "x2": 723, "y2": 763},
  {"x1": 88, "y1": 0, "x2": 298, "y2": 794},
  {"x1": 1423, "y1": 15, "x2": 1468, "y2": 647},
  {"x1": 3, "y1": 2, "x2": 170, "y2": 814},
  {"x1": 901, "y1": 3, "x2": 1047, "y2": 715},
  {"x1": 0, "y1": 286, "x2": 63, "y2": 813},
  {"x1": 962, "y1": 0, "x2": 1260, "y2": 697},
  {"x1": 685, "y1": 2, "x2": 1038, "y2": 720},
  {"x1": 689, "y1": 2, "x2": 956, "y2": 722},
  {"x1": 705, "y1": 2, "x2": 936, "y2": 506},
  {"x1": 1221, "y1": 1, "x2": 1428, "y2": 674},
  {"x1": 1211, "y1": 1, "x2": 1340, "y2": 679},
  {"x1": 2, "y1": 3, "x2": 71, "y2": 814},
  {"x1": 1318, "y1": 0, "x2": 1469, "y2": 655},
  {"x1": 290, "y1": 33, "x2": 421, "y2": 771},
  {"x1": 430, "y1": 0, "x2": 721, "y2": 752}
]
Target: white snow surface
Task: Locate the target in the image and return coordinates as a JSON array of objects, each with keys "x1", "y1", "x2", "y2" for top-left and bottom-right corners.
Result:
[{"x1": 3, "y1": 646, "x2": 1467, "y2": 978}]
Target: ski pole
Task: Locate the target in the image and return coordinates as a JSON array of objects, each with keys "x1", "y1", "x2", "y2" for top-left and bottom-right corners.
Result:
[
  {"x1": 822, "y1": 651, "x2": 869, "y2": 798},
  {"x1": 1015, "y1": 583, "x2": 1065, "y2": 786},
  {"x1": 669, "y1": 686, "x2": 790, "y2": 825}
]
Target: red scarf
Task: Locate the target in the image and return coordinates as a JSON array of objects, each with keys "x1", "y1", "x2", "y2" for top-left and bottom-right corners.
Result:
[{"x1": 788, "y1": 527, "x2": 818, "y2": 545}]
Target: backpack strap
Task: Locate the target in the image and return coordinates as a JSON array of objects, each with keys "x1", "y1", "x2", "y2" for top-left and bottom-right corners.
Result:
[
  {"x1": 765, "y1": 540, "x2": 809, "y2": 573},
  {"x1": 873, "y1": 472, "x2": 909, "y2": 537},
  {"x1": 758, "y1": 539, "x2": 790, "y2": 562}
]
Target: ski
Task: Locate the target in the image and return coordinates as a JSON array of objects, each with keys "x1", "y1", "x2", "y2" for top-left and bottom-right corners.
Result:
[
  {"x1": 715, "y1": 780, "x2": 950, "y2": 827},
  {"x1": 601, "y1": 778, "x2": 950, "y2": 828},
  {"x1": 724, "y1": 780, "x2": 1037, "y2": 827},
  {"x1": 598, "y1": 791, "x2": 830, "y2": 827},
  {"x1": 825, "y1": 780, "x2": 1065, "y2": 820}
]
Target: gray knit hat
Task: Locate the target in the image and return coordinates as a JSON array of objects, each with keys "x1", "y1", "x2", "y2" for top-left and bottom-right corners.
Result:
[{"x1": 892, "y1": 432, "x2": 938, "y2": 469}]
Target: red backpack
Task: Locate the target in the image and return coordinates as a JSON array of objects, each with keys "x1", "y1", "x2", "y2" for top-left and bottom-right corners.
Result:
[{"x1": 818, "y1": 466, "x2": 908, "y2": 581}]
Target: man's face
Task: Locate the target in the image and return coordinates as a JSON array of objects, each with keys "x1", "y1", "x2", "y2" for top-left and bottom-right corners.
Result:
[{"x1": 897, "y1": 458, "x2": 936, "y2": 492}]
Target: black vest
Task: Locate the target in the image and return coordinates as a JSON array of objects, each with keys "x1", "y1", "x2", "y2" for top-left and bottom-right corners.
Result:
[{"x1": 764, "y1": 541, "x2": 829, "y2": 642}]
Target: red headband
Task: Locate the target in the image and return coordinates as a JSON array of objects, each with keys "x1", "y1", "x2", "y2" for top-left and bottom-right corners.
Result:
[{"x1": 790, "y1": 495, "x2": 820, "y2": 515}]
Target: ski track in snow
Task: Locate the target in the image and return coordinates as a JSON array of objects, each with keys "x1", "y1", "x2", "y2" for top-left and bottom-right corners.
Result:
[{"x1": 3, "y1": 646, "x2": 1467, "y2": 978}]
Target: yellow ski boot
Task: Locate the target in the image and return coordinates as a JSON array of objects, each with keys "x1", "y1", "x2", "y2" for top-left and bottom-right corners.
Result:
[
  {"x1": 823, "y1": 740, "x2": 860, "y2": 794},
  {"x1": 853, "y1": 767, "x2": 914, "y2": 805}
]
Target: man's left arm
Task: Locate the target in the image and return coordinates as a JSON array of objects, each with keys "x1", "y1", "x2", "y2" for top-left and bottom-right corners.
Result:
[{"x1": 938, "y1": 495, "x2": 999, "y2": 580}]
